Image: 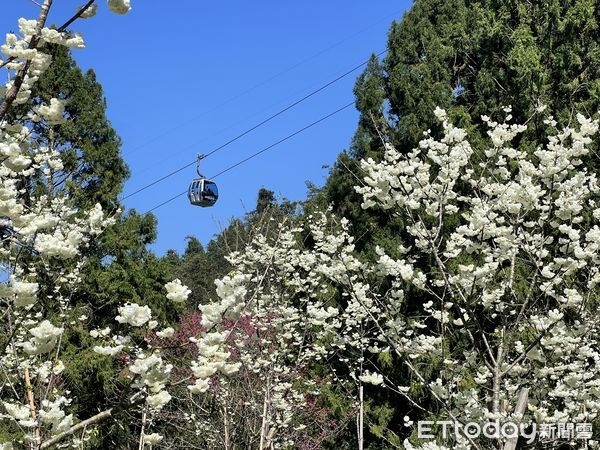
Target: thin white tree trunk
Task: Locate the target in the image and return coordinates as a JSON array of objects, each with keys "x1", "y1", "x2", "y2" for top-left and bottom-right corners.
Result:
[
  {"x1": 358, "y1": 384, "x2": 364, "y2": 450},
  {"x1": 222, "y1": 402, "x2": 230, "y2": 450},
  {"x1": 492, "y1": 330, "x2": 505, "y2": 415},
  {"x1": 259, "y1": 380, "x2": 270, "y2": 449},
  {"x1": 40, "y1": 408, "x2": 113, "y2": 449},
  {"x1": 138, "y1": 406, "x2": 147, "y2": 450},
  {"x1": 503, "y1": 388, "x2": 529, "y2": 450}
]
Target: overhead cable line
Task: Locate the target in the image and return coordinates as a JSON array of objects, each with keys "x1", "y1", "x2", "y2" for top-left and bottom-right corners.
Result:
[
  {"x1": 122, "y1": 50, "x2": 385, "y2": 201},
  {"x1": 144, "y1": 101, "x2": 355, "y2": 213},
  {"x1": 126, "y1": 7, "x2": 404, "y2": 154}
]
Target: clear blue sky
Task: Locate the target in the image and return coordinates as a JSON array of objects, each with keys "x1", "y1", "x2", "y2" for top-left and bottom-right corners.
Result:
[{"x1": 2, "y1": 1, "x2": 412, "y2": 254}]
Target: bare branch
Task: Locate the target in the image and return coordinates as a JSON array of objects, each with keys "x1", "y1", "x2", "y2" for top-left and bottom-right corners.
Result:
[
  {"x1": 57, "y1": 0, "x2": 96, "y2": 32},
  {"x1": 39, "y1": 408, "x2": 113, "y2": 449}
]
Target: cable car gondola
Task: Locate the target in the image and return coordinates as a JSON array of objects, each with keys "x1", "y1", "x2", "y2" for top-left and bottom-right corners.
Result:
[{"x1": 188, "y1": 154, "x2": 218, "y2": 207}]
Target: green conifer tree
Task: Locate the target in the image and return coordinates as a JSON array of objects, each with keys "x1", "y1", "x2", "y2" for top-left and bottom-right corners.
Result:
[
  {"x1": 314, "y1": 1, "x2": 600, "y2": 445},
  {"x1": 14, "y1": 44, "x2": 178, "y2": 448}
]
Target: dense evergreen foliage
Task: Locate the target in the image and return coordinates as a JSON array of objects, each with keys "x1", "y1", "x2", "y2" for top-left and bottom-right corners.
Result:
[
  {"x1": 324, "y1": 0, "x2": 600, "y2": 246},
  {"x1": 13, "y1": 43, "x2": 128, "y2": 210}
]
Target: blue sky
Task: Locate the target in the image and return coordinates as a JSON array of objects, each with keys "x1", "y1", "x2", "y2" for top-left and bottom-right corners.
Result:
[{"x1": 2, "y1": 1, "x2": 412, "y2": 254}]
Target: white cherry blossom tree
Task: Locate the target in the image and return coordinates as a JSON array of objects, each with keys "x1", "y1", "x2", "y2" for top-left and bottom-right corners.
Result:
[
  {"x1": 3, "y1": 1, "x2": 599, "y2": 449},
  {"x1": 192, "y1": 108, "x2": 600, "y2": 449},
  {"x1": 0, "y1": 1, "x2": 190, "y2": 448}
]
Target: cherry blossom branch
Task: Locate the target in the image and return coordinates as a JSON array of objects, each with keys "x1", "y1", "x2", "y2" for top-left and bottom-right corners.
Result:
[
  {"x1": 0, "y1": 0, "x2": 52, "y2": 121},
  {"x1": 57, "y1": 0, "x2": 97, "y2": 32},
  {"x1": 39, "y1": 408, "x2": 113, "y2": 449},
  {"x1": 0, "y1": 0, "x2": 97, "y2": 72}
]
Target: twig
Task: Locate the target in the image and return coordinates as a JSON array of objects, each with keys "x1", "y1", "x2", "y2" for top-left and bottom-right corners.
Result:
[
  {"x1": 39, "y1": 408, "x2": 113, "y2": 449},
  {"x1": 57, "y1": 0, "x2": 96, "y2": 32},
  {"x1": 24, "y1": 368, "x2": 40, "y2": 449}
]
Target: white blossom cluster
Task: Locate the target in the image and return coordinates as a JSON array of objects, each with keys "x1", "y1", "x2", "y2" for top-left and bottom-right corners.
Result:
[
  {"x1": 108, "y1": 0, "x2": 132, "y2": 15},
  {"x1": 190, "y1": 108, "x2": 600, "y2": 448},
  {"x1": 0, "y1": 2, "x2": 133, "y2": 447},
  {"x1": 88, "y1": 279, "x2": 191, "y2": 445},
  {"x1": 165, "y1": 278, "x2": 191, "y2": 303},
  {"x1": 186, "y1": 213, "x2": 389, "y2": 447},
  {"x1": 355, "y1": 108, "x2": 600, "y2": 448}
]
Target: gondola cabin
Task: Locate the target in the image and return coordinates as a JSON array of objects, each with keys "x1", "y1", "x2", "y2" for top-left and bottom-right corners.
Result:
[{"x1": 188, "y1": 178, "x2": 218, "y2": 207}]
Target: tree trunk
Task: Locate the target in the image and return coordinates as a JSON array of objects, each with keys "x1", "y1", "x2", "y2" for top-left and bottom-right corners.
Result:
[
  {"x1": 24, "y1": 368, "x2": 40, "y2": 449},
  {"x1": 492, "y1": 333, "x2": 505, "y2": 415},
  {"x1": 138, "y1": 406, "x2": 147, "y2": 450},
  {"x1": 222, "y1": 402, "x2": 231, "y2": 450},
  {"x1": 358, "y1": 384, "x2": 364, "y2": 450},
  {"x1": 259, "y1": 381, "x2": 270, "y2": 450},
  {"x1": 503, "y1": 388, "x2": 529, "y2": 450}
]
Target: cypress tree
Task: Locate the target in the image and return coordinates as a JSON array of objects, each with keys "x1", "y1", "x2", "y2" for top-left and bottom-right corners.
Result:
[
  {"x1": 313, "y1": 1, "x2": 600, "y2": 445},
  {"x1": 321, "y1": 0, "x2": 600, "y2": 255},
  {"x1": 22, "y1": 43, "x2": 129, "y2": 210}
]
